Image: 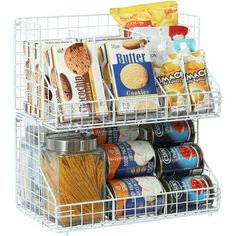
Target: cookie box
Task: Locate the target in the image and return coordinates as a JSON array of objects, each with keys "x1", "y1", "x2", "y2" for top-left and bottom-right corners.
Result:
[
  {"x1": 23, "y1": 41, "x2": 34, "y2": 114},
  {"x1": 105, "y1": 39, "x2": 159, "y2": 114},
  {"x1": 46, "y1": 41, "x2": 108, "y2": 122}
]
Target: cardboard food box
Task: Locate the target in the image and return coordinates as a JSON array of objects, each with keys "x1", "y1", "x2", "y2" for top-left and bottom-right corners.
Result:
[
  {"x1": 23, "y1": 41, "x2": 34, "y2": 114},
  {"x1": 46, "y1": 41, "x2": 108, "y2": 123},
  {"x1": 105, "y1": 39, "x2": 159, "y2": 114}
]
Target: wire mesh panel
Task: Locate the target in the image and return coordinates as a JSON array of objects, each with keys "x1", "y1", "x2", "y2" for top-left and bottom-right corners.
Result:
[
  {"x1": 16, "y1": 116, "x2": 220, "y2": 233},
  {"x1": 14, "y1": 14, "x2": 222, "y2": 132}
]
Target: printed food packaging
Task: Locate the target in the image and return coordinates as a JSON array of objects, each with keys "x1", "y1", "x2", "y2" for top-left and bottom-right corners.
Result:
[
  {"x1": 46, "y1": 41, "x2": 108, "y2": 122},
  {"x1": 105, "y1": 39, "x2": 158, "y2": 114},
  {"x1": 110, "y1": 1, "x2": 178, "y2": 37}
]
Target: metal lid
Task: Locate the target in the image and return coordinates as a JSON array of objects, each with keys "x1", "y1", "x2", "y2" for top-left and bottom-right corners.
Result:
[{"x1": 46, "y1": 132, "x2": 97, "y2": 152}]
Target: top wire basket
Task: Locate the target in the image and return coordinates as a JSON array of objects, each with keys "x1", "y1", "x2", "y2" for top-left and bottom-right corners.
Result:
[{"x1": 14, "y1": 13, "x2": 222, "y2": 132}]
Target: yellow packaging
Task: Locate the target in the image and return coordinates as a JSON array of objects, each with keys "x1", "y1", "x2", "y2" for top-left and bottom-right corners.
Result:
[
  {"x1": 184, "y1": 50, "x2": 212, "y2": 111},
  {"x1": 110, "y1": 1, "x2": 178, "y2": 36},
  {"x1": 154, "y1": 52, "x2": 189, "y2": 114}
]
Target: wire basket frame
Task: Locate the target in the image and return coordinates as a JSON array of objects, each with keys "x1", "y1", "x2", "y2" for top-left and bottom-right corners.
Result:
[
  {"x1": 16, "y1": 116, "x2": 220, "y2": 233},
  {"x1": 14, "y1": 13, "x2": 222, "y2": 132}
]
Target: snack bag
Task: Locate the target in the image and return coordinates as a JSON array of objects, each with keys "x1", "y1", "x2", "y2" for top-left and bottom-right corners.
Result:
[
  {"x1": 182, "y1": 48, "x2": 213, "y2": 112},
  {"x1": 154, "y1": 45, "x2": 190, "y2": 114},
  {"x1": 110, "y1": 1, "x2": 178, "y2": 37}
]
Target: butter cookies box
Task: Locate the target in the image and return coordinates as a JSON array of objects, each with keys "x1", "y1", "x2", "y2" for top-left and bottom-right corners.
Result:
[
  {"x1": 105, "y1": 39, "x2": 158, "y2": 114},
  {"x1": 47, "y1": 41, "x2": 108, "y2": 122}
]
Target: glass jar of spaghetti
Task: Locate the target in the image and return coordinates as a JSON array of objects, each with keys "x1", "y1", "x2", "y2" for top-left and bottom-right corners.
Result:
[{"x1": 41, "y1": 132, "x2": 105, "y2": 227}]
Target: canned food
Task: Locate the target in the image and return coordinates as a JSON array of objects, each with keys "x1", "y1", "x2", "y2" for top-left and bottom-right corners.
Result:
[
  {"x1": 139, "y1": 121, "x2": 195, "y2": 147},
  {"x1": 155, "y1": 144, "x2": 204, "y2": 177},
  {"x1": 161, "y1": 175, "x2": 214, "y2": 213},
  {"x1": 102, "y1": 141, "x2": 156, "y2": 179},
  {"x1": 108, "y1": 176, "x2": 165, "y2": 219},
  {"x1": 93, "y1": 126, "x2": 139, "y2": 144}
]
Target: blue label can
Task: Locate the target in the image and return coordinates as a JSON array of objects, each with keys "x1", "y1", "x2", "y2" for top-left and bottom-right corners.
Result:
[
  {"x1": 161, "y1": 175, "x2": 214, "y2": 213},
  {"x1": 155, "y1": 144, "x2": 204, "y2": 177},
  {"x1": 140, "y1": 121, "x2": 195, "y2": 147}
]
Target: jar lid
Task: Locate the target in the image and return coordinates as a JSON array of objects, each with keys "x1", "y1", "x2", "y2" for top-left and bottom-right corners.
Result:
[{"x1": 46, "y1": 132, "x2": 97, "y2": 152}]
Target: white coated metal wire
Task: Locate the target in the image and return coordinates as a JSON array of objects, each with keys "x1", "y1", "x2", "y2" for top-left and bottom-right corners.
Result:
[
  {"x1": 14, "y1": 13, "x2": 222, "y2": 132},
  {"x1": 16, "y1": 116, "x2": 220, "y2": 233},
  {"x1": 14, "y1": 13, "x2": 221, "y2": 234}
]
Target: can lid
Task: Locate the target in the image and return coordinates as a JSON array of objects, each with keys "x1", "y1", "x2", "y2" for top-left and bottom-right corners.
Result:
[{"x1": 46, "y1": 132, "x2": 97, "y2": 152}]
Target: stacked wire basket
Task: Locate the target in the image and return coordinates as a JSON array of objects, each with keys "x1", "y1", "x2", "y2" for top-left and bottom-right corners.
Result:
[{"x1": 15, "y1": 13, "x2": 221, "y2": 234}]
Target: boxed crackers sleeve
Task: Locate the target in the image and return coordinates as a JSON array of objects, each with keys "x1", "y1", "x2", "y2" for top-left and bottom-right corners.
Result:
[
  {"x1": 46, "y1": 41, "x2": 108, "y2": 122},
  {"x1": 105, "y1": 39, "x2": 159, "y2": 114}
]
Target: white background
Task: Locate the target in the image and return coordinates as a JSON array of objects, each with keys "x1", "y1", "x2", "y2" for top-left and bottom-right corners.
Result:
[{"x1": 0, "y1": 0, "x2": 235, "y2": 235}]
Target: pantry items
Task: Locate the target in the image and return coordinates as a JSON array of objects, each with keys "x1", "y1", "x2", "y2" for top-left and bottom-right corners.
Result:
[
  {"x1": 41, "y1": 133, "x2": 105, "y2": 226},
  {"x1": 108, "y1": 176, "x2": 165, "y2": 218},
  {"x1": 154, "y1": 144, "x2": 204, "y2": 177},
  {"x1": 161, "y1": 175, "x2": 214, "y2": 213},
  {"x1": 46, "y1": 41, "x2": 108, "y2": 122},
  {"x1": 102, "y1": 141, "x2": 156, "y2": 179},
  {"x1": 105, "y1": 39, "x2": 158, "y2": 114},
  {"x1": 180, "y1": 45, "x2": 213, "y2": 113},
  {"x1": 93, "y1": 126, "x2": 139, "y2": 144},
  {"x1": 139, "y1": 120, "x2": 195, "y2": 147},
  {"x1": 154, "y1": 45, "x2": 190, "y2": 114},
  {"x1": 110, "y1": 1, "x2": 178, "y2": 37}
]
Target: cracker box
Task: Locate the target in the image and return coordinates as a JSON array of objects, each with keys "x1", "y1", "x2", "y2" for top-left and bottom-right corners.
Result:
[
  {"x1": 105, "y1": 39, "x2": 158, "y2": 114},
  {"x1": 47, "y1": 41, "x2": 108, "y2": 122}
]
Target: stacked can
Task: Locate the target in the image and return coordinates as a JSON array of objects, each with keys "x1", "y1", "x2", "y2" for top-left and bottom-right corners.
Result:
[
  {"x1": 96, "y1": 126, "x2": 165, "y2": 219},
  {"x1": 139, "y1": 120, "x2": 214, "y2": 213}
]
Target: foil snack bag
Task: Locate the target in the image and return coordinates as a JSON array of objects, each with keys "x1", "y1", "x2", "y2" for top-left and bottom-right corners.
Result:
[{"x1": 110, "y1": 1, "x2": 178, "y2": 37}]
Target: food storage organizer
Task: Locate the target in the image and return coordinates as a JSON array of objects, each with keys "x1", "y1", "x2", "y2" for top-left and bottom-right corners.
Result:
[
  {"x1": 15, "y1": 11, "x2": 221, "y2": 235},
  {"x1": 41, "y1": 133, "x2": 105, "y2": 226}
]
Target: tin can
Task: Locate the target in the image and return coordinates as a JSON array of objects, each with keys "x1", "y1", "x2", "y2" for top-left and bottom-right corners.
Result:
[
  {"x1": 108, "y1": 176, "x2": 165, "y2": 219},
  {"x1": 161, "y1": 175, "x2": 214, "y2": 213},
  {"x1": 93, "y1": 126, "x2": 139, "y2": 144},
  {"x1": 139, "y1": 121, "x2": 195, "y2": 147},
  {"x1": 155, "y1": 144, "x2": 204, "y2": 178},
  {"x1": 102, "y1": 141, "x2": 156, "y2": 179}
]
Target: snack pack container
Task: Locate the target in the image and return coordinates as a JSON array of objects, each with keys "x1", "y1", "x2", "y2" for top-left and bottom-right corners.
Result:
[
  {"x1": 154, "y1": 45, "x2": 191, "y2": 115},
  {"x1": 181, "y1": 45, "x2": 214, "y2": 113}
]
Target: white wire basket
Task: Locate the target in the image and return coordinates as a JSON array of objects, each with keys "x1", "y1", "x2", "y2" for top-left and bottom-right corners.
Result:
[
  {"x1": 16, "y1": 116, "x2": 220, "y2": 234},
  {"x1": 14, "y1": 14, "x2": 222, "y2": 132}
]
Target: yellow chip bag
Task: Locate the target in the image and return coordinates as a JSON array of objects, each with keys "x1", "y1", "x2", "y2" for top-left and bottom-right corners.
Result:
[{"x1": 110, "y1": 1, "x2": 178, "y2": 37}]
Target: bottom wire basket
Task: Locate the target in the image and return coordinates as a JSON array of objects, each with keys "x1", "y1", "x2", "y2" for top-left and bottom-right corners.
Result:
[{"x1": 15, "y1": 118, "x2": 221, "y2": 234}]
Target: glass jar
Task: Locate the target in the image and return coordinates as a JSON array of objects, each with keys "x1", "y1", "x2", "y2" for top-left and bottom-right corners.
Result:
[{"x1": 41, "y1": 132, "x2": 105, "y2": 226}]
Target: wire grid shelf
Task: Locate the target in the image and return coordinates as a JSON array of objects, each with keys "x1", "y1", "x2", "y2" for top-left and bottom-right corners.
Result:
[
  {"x1": 14, "y1": 13, "x2": 222, "y2": 132},
  {"x1": 16, "y1": 117, "x2": 220, "y2": 233}
]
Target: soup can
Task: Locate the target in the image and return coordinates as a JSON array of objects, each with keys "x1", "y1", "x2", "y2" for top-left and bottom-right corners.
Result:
[
  {"x1": 108, "y1": 176, "x2": 165, "y2": 219},
  {"x1": 161, "y1": 175, "x2": 214, "y2": 213},
  {"x1": 154, "y1": 144, "x2": 204, "y2": 178},
  {"x1": 102, "y1": 141, "x2": 156, "y2": 179},
  {"x1": 139, "y1": 121, "x2": 195, "y2": 147}
]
